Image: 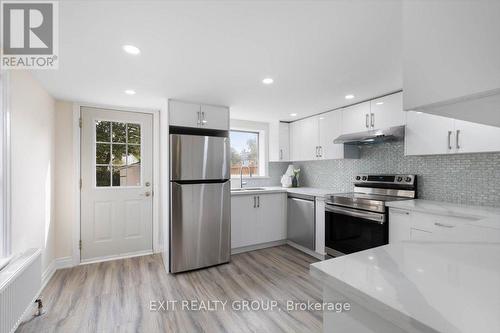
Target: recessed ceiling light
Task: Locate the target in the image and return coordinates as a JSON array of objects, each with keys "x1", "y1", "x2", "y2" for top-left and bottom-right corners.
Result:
[
  {"x1": 376, "y1": 102, "x2": 384, "y2": 105},
  {"x1": 345, "y1": 94, "x2": 355, "y2": 100},
  {"x1": 289, "y1": 113, "x2": 298, "y2": 117},
  {"x1": 122, "y1": 44, "x2": 141, "y2": 55},
  {"x1": 262, "y1": 77, "x2": 274, "y2": 85},
  {"x1": 124, "y1": 89, "x2": 136, "y2": 95}
]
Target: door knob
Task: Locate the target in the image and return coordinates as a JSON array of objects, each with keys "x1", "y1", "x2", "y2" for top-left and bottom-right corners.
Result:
[
  {"x1": 145, "y1": 191, "x2": 151, "y2": 197},
  {"x1": 145, "y1": 181, "x2": 151, "y2": 187}
]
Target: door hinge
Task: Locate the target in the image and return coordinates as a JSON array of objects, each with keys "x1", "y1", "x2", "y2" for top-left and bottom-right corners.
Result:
[
  {"x1": 79, "y1": 240, "x2": 82, "y2": 250},
  {"x1": 79, "y1": 118, "x2": 82, "y2": 128},
  {"x1": 79, "y1": 178, "x2": 82, "y2": 190}
]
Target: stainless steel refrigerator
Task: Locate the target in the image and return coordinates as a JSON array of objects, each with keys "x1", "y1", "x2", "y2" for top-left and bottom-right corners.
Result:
[{"x1": 169, "y1": 133, "x2": 231, "y2": 273}]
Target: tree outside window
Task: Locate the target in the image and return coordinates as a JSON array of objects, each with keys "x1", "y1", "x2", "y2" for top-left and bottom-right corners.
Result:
[{"x1": 230, "y1": 130, "x2": 259, "y2": 176}]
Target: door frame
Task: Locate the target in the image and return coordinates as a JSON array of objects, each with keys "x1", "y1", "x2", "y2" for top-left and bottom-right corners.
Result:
[{"x1": 72, "y1": 102, "x2": 161, "y2": 266}]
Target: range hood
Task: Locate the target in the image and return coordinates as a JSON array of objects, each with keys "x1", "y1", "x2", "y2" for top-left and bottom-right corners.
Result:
[{"x1": 333, "y1": 126, "x2": 405, "y2": 145}]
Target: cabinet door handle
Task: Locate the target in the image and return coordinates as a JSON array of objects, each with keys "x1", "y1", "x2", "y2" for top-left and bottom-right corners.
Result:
[
  {"x1": 257, "y1": 196, "x2": 260, "y2": 208},
  {"x1": 280, "y1": 149, "x2": 283, "y2": 160},
  {"x1": 315, "y1": 146, "x2": 318, "y2": 158},
  {"x1": 391, "y1": 209, "x2": 409, "y2": 215},
  {"x1": 365, "y1": 114, "x2": 369, "y2": 128},
  {"x1": 434, "y1": 222, "x2": 454, "y2": 228},
  {"x1": 447, "y1": 131, "x2": 452, "y2": 150},
  {"x1": 456, "y1": 130, "x2": 460, "y2": 149},
  {"x1": 253, "y1": 196, "x2": 256, "y2": 208},
  {"x1": 370, "y1": 113, "x2": 375, "y2": 128},
  {"x1": 201, "y1": 111, "x2": 207, "y2": 125},
  {"x1": 197, "y1": 111, "x2": 201, "y2": 126},
  {"x1": 319, "y1": 146, "x2": 323, "y2": 158}
]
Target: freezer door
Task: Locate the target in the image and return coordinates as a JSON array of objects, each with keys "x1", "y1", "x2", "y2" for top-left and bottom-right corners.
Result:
[
  {"x1": 170, "y1": 181, "x2": 231, "y2": 273},
  {"x1": 170, "y1": 134, "x2": 230, "y2": 181}
]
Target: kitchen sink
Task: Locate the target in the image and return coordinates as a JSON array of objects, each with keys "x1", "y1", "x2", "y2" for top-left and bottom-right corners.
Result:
[{"x1": 231, "y1": 187, "x2": 266, "y2": 192}]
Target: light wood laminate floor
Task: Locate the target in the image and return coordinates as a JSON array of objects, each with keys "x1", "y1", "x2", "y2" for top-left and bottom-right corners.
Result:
[{"x1": 18, "y1": 245, "x2": 323, "y2": 333}]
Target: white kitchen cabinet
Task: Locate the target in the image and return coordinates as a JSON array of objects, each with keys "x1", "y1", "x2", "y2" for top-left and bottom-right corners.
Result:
[
  {"x1": 370, "y1": 92, "x2": 404, "y2": 130},
  {"x1": 200, "y1": 104, "x2": 230, "y2": 130},
  {"x1": 290, "y1": 111, "x2": 358, "y2": 161},
  {"x1": 405, "y1": 111, "x2": 500, "y2": 156},
  {"x1": 318, "y1": 111, "x2": 344, "y2": 160},
  {"x1": 388, "y1": 208, "x2": 500, "y2": 243},
  {"x1": 453, "y1": 119, "x2": 500, "y2": 154},
  {"x1": 341, "y1": 101, "x2": 371, "y2": 134},
  {"x1": 258, "y1": 193, "x2": 286, "y2": 243},
  {"x1": 231, "y1": 195, "x2": 258, "y2": 248},
  {"x1": 409, "y1": 228, "x2": 434, "y2": 241},
  {"x1": 405, "y1": 111, "x2": 455, "y2": 155},
  {"x1": 269, "y1": 121, "x2": 290, "y2": 162},
  {"x1": 290, "y1": 116, "x2": 319, "y2": 161},
  {"x1": 315, "y1": 198, "x2": 326, "y2": 255},
  {"x1": 169, "y1": 100, "x2": 201, "y2": 128},
  {"x1": 169, "y1": 100, "x2": 229, "y2": 130},
  {"x1": 388, "y1": 208, "x2": 411, "y2": 244},
  {"x1": 231, "y1": 193, "x2": 286, "y2": 250}
]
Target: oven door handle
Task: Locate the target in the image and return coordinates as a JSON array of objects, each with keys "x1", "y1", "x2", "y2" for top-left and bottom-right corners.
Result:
[{"x1": 325, "y1": 205, "x2": 386, "y2": 224}]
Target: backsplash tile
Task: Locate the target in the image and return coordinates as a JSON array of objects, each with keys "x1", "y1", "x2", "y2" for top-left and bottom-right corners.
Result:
[{"x1": 259, "y1": 142, "x2": 500, "y2": 207}]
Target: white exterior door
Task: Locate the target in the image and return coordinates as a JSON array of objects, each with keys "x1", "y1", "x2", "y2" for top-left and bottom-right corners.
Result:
[{"x1": 81, "y1": 107, "x2": 153, "y2": 262}]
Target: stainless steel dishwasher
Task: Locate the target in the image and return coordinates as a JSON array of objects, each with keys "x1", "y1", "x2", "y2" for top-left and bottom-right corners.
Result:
[{"x1": 287, "y1": 193, "x2": 315, "y2": 250}]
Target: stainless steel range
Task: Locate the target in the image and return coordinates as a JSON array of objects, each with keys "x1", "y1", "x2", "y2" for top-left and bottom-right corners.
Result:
[{"x1": 324, "y1": 174, "x2": 417, "y2": 257}]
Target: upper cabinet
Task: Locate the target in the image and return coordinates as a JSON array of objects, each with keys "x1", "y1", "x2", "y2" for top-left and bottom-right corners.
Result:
[
  {"x1": 290, "y1": 116, "x2": 319, "y2": 161},
  {"x1": 269, "y1": 121, "x2": 290, "y2": 162},
  {"x1": 290, "y1": 111, "x2": 358, "y2": 161},
  {"x1": 369, "y1": 92, "x2": 404, "y2": 130},
  {"x1": 405, "y1": 111, "x2": 500, "y2": 156},
  {"x1": 169, "y1": 100, "x2": 229, "y2": 130},
  {"x1": 340, "y1": 102, "x2": 371, "y2": 134},
  {"x1": 341, "y1": 92, "x2": 404, "y2": 134},
  {"x1": 403, "y1": 1, "x2": 500, "y2": 126}
]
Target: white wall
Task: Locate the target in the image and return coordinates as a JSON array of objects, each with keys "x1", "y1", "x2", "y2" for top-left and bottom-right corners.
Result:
[
  {"x1": 10, "y1": 71, "x2": 56, "y2": 273},
  {"x1": 54, "y1": 101, "x2": 75, "y2": 259}
]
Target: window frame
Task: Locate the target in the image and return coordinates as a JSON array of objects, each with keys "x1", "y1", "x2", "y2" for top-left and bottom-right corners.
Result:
[
  {"x1": 0, "y1": 71, "x2": 11, "y2": 259},
  {"x1": 229, "y1": 129, "x2": 261, "y2": 177},
  {"x1": 93, "y1": 119, "x2": 143, "y2": 189},
  {"x1": 229, "y1": 119, "x2": 270, "y2": 179}
]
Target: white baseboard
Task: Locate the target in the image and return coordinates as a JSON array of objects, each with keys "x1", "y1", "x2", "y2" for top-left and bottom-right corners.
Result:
[
  {"x1": 231, "y1": 240, "x2": 287, "y2": 255},
  {"x1": 80, "y1": 249, "x2": 153, "y2": 265},
  {"x1": 287, "y1": 240, "x2": 326, "y2": 260}
]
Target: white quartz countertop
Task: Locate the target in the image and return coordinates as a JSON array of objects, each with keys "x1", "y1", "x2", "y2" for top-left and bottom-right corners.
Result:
[
  {"x1": 230, "y1": 186, "x2": 333, "y2": 198},
  {"x1": 310, "y1": 242, "x2": 500, "y2": 333}
]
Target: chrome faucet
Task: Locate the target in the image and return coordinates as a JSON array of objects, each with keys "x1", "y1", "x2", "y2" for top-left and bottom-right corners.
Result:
[{"x1": 239, "y1": 165, "x2": 252, "y2": 188}]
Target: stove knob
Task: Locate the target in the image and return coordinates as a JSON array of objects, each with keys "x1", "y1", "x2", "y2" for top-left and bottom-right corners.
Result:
[
  {"x1": 362, "y1": 176, "x2": 368, "y2": 181},
  {"x1": 405, "y1": 176, "x2": 412, "y2": 183},
  {"x1": 396, "y1": 176, "x2": 403, "y2": 182},
  {"x1": 355, "y1": 176, "x2": 361, "y2": 181}
]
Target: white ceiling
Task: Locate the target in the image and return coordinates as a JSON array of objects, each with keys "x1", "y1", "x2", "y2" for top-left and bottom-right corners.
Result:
[{"x1": 32, "y1": 0, "x2": 402, "y2": 122}]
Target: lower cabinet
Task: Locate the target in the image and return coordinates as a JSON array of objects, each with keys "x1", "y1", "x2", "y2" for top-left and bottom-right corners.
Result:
[
  {"x1": 231, "y1": 193, "x2": 286, "y2": 249},
  {"x1": 389, "y1": 208, "x2": 500, "y2": 243}
]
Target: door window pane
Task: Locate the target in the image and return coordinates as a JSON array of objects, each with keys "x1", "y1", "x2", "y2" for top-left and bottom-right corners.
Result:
[
  {"x1": 95, "y1": 121, "x2": 142, "y2": 187},
  {"x1": 112, "y1": 144, "x2": 126, "y2": 166},
  {"x1": 112, "y1": 167, "x2": 127, "y2": 186},
  {"x1": 112, "y1": 122, "x2": 127, "y2": 143},
  {"x1": 96, "y1": 166, "x2": 111, "y2": 186},
  {"x1": 128, "y1": 123, "x2": 141, "y2": 144},
  {"x1": 127, "y1": 145, "x2": 141, "y2": 165},
  {"x1": 96, "y1": 144, "x2": 111, "y2": 164},
  {"x1": 96, "y1": 121, "x2": 111, "y2": 142},
  {"x1": 230, "y1": 130, "x2": 259, "y2": 177}
]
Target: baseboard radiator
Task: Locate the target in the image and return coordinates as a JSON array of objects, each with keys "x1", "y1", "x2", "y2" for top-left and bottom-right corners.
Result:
[{"x1": 0, "y1": 249, "x2": 41, "y2": 333}]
